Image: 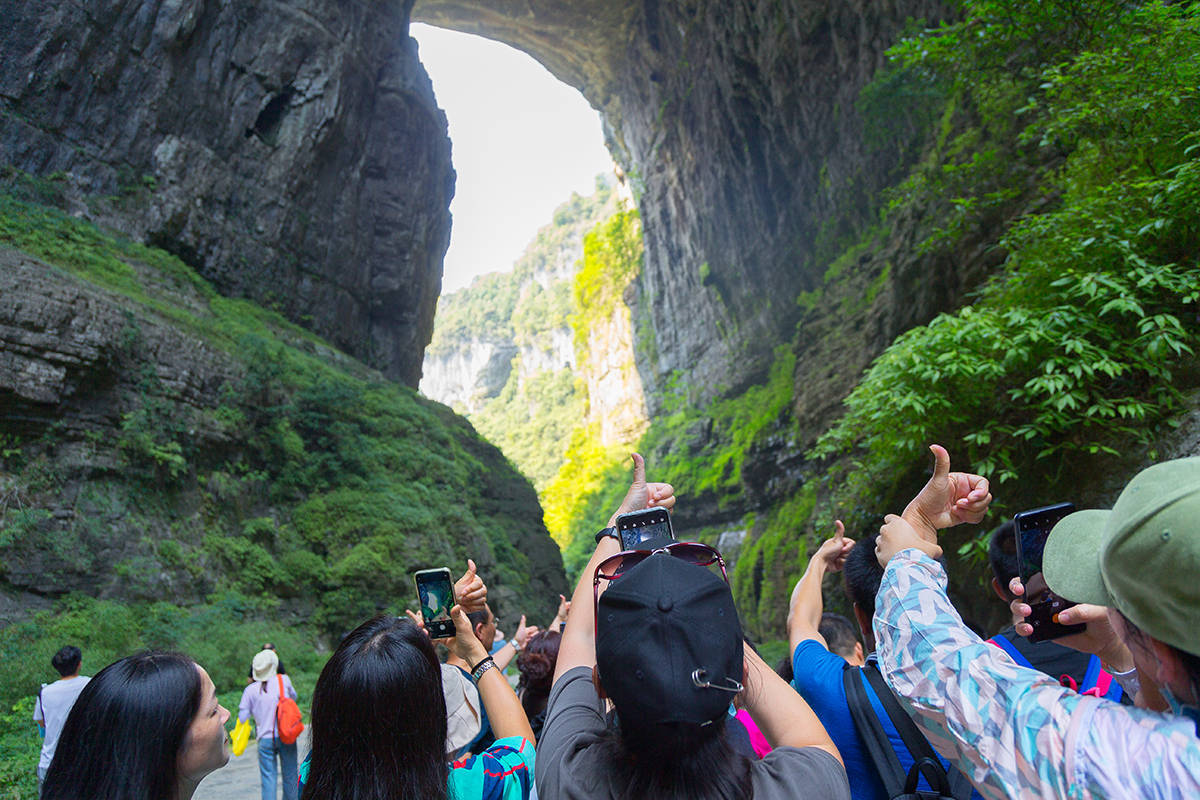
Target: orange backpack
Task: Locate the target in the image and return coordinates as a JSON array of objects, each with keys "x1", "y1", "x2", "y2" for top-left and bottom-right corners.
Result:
[{"x1": 275, "y1": 674, "x2": 304, "y2": 745}]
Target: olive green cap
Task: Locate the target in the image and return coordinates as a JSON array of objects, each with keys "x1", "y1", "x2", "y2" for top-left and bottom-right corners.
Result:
[{"x1": 1044, "y1": 457, "x2": 1200, "y2": 656}]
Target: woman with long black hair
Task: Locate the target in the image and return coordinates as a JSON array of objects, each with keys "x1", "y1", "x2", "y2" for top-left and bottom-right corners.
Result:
[
  {"x1": 40, "y1": 650, "x2": 230, "y2": 800},
  {"x1": 299, "y1": 596, "x2": 535, "y2": 799},
  {"x1": 535, "y1": 454, "x2": 849, "y2": 800}
]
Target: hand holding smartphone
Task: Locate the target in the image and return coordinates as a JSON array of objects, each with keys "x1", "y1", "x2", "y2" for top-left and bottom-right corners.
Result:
[
  {"x1": 616, "y1": 507, "x2": 675, "y2": 550},
  {"x1": 1013, "y1": 503, "x2": 1086, "y2": 642},
  {"x1": 414, "y1": 568, "x2": 456, "y2": 638}
]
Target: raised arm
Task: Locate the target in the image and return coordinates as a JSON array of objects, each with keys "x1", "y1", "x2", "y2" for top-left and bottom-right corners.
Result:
[
  {"x1": 787, "y1": 521, "x2": 853, "y2": 654},
  {"x1": 548, "y1": 594, "x2": 570, "y2": 631},
  {"x1": 554, "y1": 453, "x2": 675, "y2": 683},
  {"x1": 492, "y1": 615, "x2": 539, "y2": 672},
  {"x1": 741, "y1": 643, "x2": 842, "y2": 763},
  {"x1": 449, "y1": 604, "x2": 536, "y2": 746}
]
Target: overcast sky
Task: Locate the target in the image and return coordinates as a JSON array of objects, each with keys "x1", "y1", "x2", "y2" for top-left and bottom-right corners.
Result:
[{"x1": 410, "y1": 23, "x2": 615, "y2": 294}]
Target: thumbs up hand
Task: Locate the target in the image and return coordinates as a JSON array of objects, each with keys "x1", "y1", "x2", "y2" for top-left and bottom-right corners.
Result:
[{"x1": 900, "y1": 444, "x2": 992, "y2": 541}]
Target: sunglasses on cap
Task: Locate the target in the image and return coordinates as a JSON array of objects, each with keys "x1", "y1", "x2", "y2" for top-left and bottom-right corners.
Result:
[{"x1": 592, "y1": 542, "x2": 728, "y2": 635}]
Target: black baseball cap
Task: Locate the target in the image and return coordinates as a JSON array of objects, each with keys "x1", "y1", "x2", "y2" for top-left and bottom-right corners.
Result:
[{"x1": 596, "y1": 547, "x2": 744, "y2": 730}]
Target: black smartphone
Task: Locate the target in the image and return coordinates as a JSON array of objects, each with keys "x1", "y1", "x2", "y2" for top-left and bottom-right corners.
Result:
[
  {"x1": 616, "y1": 507, "x2": 674, "y2": 550},
  {"x1": 414, "y1": 568, "x2": 456, "y2": 638},
  {"x1": 1012, "y1": 503, "x2": 1085, "y2": 642}
]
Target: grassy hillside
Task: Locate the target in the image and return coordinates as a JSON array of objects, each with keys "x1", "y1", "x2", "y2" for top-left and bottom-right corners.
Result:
[{"x1": 0, "y1": 172, "x2": 565, "y2": 796}]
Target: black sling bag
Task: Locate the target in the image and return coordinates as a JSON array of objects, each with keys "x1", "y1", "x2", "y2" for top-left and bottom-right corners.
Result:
[{"x1": 842, "y1": 662, "x2": 973, "y2": 800}]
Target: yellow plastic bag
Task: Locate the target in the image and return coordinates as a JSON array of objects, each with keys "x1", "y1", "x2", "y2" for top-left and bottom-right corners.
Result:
[{"x1": 230, "y1": 718, "x2": 252, "y2": 756}]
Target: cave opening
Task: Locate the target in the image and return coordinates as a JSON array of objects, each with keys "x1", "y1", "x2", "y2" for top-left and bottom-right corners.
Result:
[
  {"x1": 245, "y1": 87, "x2": 296, "y2": 145},
  {"x1": 413, "y1": 23, "x2": 648, "y2": 556},
  {"x1": 409, "y1": 23, "x2": 614, "y2": 297}
]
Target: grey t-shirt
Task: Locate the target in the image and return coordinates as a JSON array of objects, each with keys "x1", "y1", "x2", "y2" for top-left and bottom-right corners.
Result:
[{"x1": 536, "y1": 666, "x2": 850, "y2": 800}]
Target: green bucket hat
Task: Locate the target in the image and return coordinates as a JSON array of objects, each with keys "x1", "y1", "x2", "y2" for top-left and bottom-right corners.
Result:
[{"x1": 1043, "y1": 456, "x2": 1200, "y2": 657}]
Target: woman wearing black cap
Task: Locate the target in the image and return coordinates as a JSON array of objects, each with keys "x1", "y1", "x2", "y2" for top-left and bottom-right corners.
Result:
[{"x1": 536, "y1": 454, "x2": 849, "y2": 800}]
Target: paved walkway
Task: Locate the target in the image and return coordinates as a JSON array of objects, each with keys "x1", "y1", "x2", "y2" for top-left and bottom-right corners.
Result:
[{"x1": 195, "y1": 730, "x2": 310, "y2": 800}]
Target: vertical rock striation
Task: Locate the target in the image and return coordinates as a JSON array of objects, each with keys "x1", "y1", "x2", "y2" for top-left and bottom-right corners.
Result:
[
  {"x1": 414, "y1": 0, "x2": 950, "y2": 405},
  {"x1": 0, "y1": 0, "x2": 453, "y2": 386}
]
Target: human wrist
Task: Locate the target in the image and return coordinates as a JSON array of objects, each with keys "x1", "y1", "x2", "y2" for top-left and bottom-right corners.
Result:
[
  {"x1": 1097, "y1": 642, "x2": 1135, "y2": 673},
  {"x1": 899, "y1": 509, "x2": 939, "y2": 543},
  {"x1": 458, "y1": 641, "x2": 488, "y2": 665},
  {"x1": 470, "y1": 655, "x2": 497, "y2": 682},
  {"x1": 906, "y1": 538, "x2": 943, "y2": 560}
]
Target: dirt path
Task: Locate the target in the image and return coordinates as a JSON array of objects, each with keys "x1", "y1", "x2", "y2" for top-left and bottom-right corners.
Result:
[{"x1": 194, "y1": 731, "x2": 311, "y2": 800}]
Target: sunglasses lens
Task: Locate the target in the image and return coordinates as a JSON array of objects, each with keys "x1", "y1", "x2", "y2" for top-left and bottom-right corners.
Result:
[
  {"x1": 597, "y1": 544, "x2": 721, "y2": 581},
  {"x1": 598, "y1": 551, "x2": 650, "y2": 579},
  {"x1": 669, "y1": 543, "x2": 718, "y2": 566}
]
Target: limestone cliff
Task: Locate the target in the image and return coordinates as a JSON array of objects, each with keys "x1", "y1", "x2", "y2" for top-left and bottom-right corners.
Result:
[
  {"x1": 415, "y1": 0, "x2": 951, "y2": 406},
  {"x1": 0, "y1": 0, "x2": 451, "y2": 385},
  {"x1": 0, "y1": 201, "x2": 564, "y2": 631},
  {"x1": 421, "y1": 179, "x2": 628, "y2": 489}
]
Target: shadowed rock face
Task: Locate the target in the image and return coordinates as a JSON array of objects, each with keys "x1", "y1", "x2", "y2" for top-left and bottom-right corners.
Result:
[
  {"x1": 415, "y1": 0, "x2": 948, "y2": 406},
  {"x1": 0, "y1": 0, "x2": 452, "y2": 386}
]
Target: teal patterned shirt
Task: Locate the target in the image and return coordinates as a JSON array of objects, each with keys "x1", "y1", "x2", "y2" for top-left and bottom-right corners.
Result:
[
  {"x1": 299, "y1": 735, "x2": 533, "y2": 800},
  {"x1": 874, "y1": 549, "x2": 1200, "y2": 800}
]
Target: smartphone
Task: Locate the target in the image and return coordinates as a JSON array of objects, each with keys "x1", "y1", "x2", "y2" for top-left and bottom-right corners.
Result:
[
  {"x1": 414, "y1": 568, "x2": 456, "y2": 638},
  {"x1": 1012, "y1": 503, "x2": 1085, "y2": 642},
  {"x1": 616, "y1": 507, "x2": 674, "y2": 551}
]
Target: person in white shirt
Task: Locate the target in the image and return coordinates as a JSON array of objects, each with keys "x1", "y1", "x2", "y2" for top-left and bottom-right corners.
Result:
[{"x1": 32, "y1": 646, "x2": 90, "y2": 794}]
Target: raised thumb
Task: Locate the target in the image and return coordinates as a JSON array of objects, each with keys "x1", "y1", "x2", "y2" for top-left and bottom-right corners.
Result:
[
  {"x1": 928, "y1": 444, "x2": 950, "y2": 480},
  {"x1": 630, "y1": 452, "x2": 646, "y2": 488}
]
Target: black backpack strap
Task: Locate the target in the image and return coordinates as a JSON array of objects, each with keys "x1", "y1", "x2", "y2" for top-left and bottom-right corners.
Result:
[
  {"x1": 843, "y1": 664, "x2": 908, "y2": 799},
  {"x1": 861, "y1": 663, "x2": 970, "y2": 800},
  {"x1": 947, "y1": 764, "x2": 973, "y2": 800}
]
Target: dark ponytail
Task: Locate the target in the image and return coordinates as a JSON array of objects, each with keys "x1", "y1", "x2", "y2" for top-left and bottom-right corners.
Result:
[
  {"x1": 598, "y1": 717, "x2": 754, "y2": 800},
  {"x1": 301, "y1": 614, "x2": 449, "y2": 800}
]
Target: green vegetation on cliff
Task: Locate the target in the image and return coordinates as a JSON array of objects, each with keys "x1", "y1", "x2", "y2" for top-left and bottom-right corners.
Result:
[
  {"x1": 425, "y1": 177, "x2": 618, "y2": 491},
  {"x1": 0, "y1": 176, "x2": 564, "y2": 794},
  {"x1": 811, "y1": 0, "x2": 1200, "y2": 547},
  {"x1": 544, "y1": 0, "x2": 1200, "y2": 638}
]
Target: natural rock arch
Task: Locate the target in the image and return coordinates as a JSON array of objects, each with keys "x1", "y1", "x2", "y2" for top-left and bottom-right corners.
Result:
[{"x1": 414, "y1": 0, "x2": 949, "y2": 404}]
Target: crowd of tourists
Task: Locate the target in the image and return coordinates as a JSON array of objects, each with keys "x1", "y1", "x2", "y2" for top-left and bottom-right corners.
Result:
[{"x1": 29, "y1": 448, "x2": 1200, "y2": 799}]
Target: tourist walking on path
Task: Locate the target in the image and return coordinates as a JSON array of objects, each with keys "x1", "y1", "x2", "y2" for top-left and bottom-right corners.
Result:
[
  {"x1": 239, "y1": 649, "x2": 299, "y2": 800},
  {"x1": 32, "y1": 645, "x2": 89, "y2": 794}
]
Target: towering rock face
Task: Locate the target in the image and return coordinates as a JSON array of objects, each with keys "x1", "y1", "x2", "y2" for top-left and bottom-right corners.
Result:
[
  {"x1": 414, "y1": 0, "x2": 948, "y2": 405},
  {"x1": 0, "y1": 0, "x2": 452, "y2": 386}
]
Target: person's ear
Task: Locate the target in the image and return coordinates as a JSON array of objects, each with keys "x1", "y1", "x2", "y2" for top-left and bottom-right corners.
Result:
[
  {"x1": 1148, "y1": 637, "x2": 1189, "y2": 698},
  {"x1": 591, "y1": 665, "x2": 608, "y2": 699},
  {"x1": 991, "y1": 577, "x2": 1012, "y2": 603},
  {"x1": 852, "y1": 603, "x2": 871, "y2": 640},
  {"x1": 852, "y1": 641, "x2": 865, "y2": 666}
]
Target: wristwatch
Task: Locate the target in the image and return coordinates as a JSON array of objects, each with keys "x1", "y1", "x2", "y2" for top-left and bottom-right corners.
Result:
[
  {"x1": 508, "y1": 637, "x2": 521, "y2": 652},
  {"x1": 471, "y1": 657, "x2": 497, "y2": 683},
  {"x1": 594, "y1": 526, "x2": 618, "y2": 544}
]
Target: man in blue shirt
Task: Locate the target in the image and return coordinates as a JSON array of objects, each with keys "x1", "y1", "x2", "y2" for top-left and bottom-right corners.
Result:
[{"x1": 787, "y1": 523, "x2": 979, "y2": 800}]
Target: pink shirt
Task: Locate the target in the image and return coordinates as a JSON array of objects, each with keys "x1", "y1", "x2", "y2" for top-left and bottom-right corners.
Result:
[
  {"x1": 239, "y1": 675, "x2": 297, "y2": 740},
  {"x1": 736, "y1": 708, "x2": 773, "y2": 758}
]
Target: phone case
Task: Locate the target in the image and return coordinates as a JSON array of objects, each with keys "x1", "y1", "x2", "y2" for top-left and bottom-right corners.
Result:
[
  {"x1": 616, "y1": 507, "x2": 674, "y2": 550},
  {"x1": 1012, "y1": 504, "x2": 1084, "y2": 642},
  {"x1": 414, "y1": 569, "x2": 456, "y2": 638}
]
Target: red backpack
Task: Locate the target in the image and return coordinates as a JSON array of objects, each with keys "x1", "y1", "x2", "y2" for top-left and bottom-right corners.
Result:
[{"x1": 275, "y1": 674, "x2": 304, "y2": 745}]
